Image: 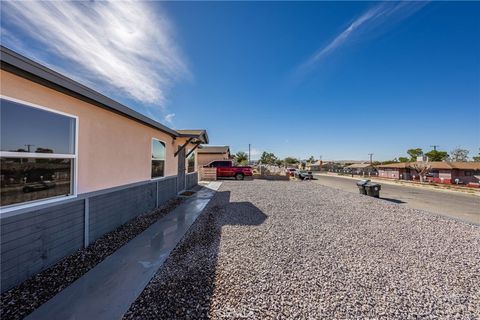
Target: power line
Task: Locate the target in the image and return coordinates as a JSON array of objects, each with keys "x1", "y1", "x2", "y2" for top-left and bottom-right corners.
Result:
[{"x1": 430, "y1": 145, "x2": 439, "y2": 151}]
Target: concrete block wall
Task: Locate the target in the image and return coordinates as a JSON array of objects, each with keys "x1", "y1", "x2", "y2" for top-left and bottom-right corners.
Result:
[
  {"x1": 88, "y1": 182, "x2": 157, "y2": 242},
  {"x1": 186, "y1": 172, "x2": 198, "y2": 190},
  {"x1": 1, "y1": 200, "x2": 85, "y2": 292},
  {"x1": 0, "y1": 175, "x2": 185, "y2": 293}
]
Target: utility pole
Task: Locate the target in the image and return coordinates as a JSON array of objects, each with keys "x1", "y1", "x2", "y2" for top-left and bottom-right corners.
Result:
[
  {"x1": 368, "y1": 153, "x2": 373, "y2": 164},
  {"x1": 430, "y1": 145, "x2": 439, "y2": 151},
  {"x1": 25, "y1": 144, "x2": 35, "y2": 152},
  {"x1": 248, "y1": 144, "x2": 251, "y2": 165}
]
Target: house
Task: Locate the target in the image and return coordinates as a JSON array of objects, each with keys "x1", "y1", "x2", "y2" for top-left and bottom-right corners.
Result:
[
  {"x1": 305, "y1": 160, "x2": 322, "y2": 171},
  {"x1": 376, "y1": 162, "x2": 410, "y2": 179},
  {"x1": 377, "y1": 162, "x2": 480, "y2": 184},
  {"x1": 344, "y1": 163, "x2": 376, "y2": 175},
  {"x1": 305, "y1": 160, "x2": 368, "y2": 172},
  {"x1": 177, "y1": 130, "x2": 210, "y2": 175},
  {"x1": 0, "y1": 46, "x2": 210, "y2": 292},
  {"x1": 196, "y1": 145, "x2": 231, "y2": 168}
]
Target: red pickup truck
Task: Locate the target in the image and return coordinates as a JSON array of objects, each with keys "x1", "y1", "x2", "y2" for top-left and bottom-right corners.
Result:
[{"x1": 204, "y1": 160, "x2": 253, "y2": 180}]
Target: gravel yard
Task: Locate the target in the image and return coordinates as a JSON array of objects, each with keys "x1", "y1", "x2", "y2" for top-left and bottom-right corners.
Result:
[
  {"x1": 125, "y1": 180, "x2": 480, "y2": 319},
  {"x1": 0, "y1": 198, "x2": 183, "y2": 320}
]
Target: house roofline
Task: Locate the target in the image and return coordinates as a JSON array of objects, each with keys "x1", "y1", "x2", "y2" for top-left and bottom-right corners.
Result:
[{"x1": 0, "y1": 46, "x2": 179, "y2": 138}]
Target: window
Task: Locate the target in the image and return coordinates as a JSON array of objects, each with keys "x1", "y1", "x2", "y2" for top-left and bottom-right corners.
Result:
[
  {"x1": 187, "y1": 150, "x2": 195, "y2": 173},
  {"x1": 209, "y1": 161, "x2": 220, "y2": 168},
  {"x1": 151, "y1": 139, "x2": 165, "y2": 178},
  {"x1": 209, "y1": 161, "x2": 231, "y2": 168},
  {"x1": 0, "y1": 98, "x2": 77, "y2": 207}
]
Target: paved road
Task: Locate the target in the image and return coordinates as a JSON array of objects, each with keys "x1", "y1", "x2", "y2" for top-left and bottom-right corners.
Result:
[{"x1": 313, "y1": 174, "x2": 480, "y2": 225}]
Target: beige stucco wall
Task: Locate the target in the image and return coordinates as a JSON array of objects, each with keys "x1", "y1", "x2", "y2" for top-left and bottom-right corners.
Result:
[
  {"x1": 1, "y1": 70, "x2": 181, "y2": 194},
  {"x1": 197, "y1": 153, "x2": 229, "y2": 169}
]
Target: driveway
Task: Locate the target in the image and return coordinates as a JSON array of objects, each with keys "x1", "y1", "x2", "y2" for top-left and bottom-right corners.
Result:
[
  {"x1": 313, "y1": 174, "x2": 480, "y2": 225},
  {"x1": 125, "y1": 180, "x2": 480, "y2": 319}
]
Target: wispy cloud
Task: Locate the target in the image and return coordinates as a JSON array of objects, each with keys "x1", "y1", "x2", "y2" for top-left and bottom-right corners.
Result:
[
  {"x1": 164, "y1": 113, "x2": 175, "y2": 124},
  {"x1": 298, "y1": 2, "x2": 428, "y2": 72},
  {"x1": 2, "y1": 1, "x2": 189, "y2": 106}
]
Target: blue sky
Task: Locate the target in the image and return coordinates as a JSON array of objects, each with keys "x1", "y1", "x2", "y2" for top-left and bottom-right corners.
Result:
[{"x1": 1, "y1": 1, "x2": 479, "y2": 161}]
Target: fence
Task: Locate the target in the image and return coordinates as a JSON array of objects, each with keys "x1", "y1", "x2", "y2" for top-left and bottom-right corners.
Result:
[
  {"x1": 200, "y1": 168, "x2": 217, "y2": 181},
  {"x1": 0, "y1": 175, "x2": 185, "y2": 293}
]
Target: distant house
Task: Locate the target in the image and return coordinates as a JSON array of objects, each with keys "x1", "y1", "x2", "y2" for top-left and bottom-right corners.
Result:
[
  {"x1": 345, "y1": 163, "x2": 376, "y2": 175},
  {"x1": 197, "y1": 145, "x2": 231, "y2": 168},
  {"x1": 376, "y1": 162, "x2": 410, "y2": 179},
  {"x1": 377, "y1": 162, "x2": 480, "y2": 184},
  {"x1": 305, "y1": 160, "x2": 321, "y2": 171},
  {"x1": 306, "y1": 160, "x2": 363, "y2": 171}
]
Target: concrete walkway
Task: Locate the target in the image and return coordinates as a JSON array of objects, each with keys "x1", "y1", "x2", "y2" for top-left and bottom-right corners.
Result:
[{"x1": 26, "y1": 182, "x2": 222, "y2": 320}]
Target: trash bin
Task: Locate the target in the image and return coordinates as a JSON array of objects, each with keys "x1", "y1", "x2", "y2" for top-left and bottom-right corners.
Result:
[
  {"x1": 365, "y1": 182, "x2": 381, "y2": 198},
  {"x1": 356, "y1": 179, "x2": 370, "y2": 195}
]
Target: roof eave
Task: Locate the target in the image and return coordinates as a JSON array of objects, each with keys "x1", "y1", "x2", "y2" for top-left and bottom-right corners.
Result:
[
  {"x1": 177, "y1": 130, "x2": 209, "y2": 144},
  {"x1": 0, "y1": 46, "x2": 179, "y2": 138}
]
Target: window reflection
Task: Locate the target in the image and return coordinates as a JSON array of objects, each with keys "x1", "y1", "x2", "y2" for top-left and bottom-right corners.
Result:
[
  {"x1": 187, "y1": 152, "x2": 195, "y2": 173},
  {"x1": 151, "y1": 139, "x2": 165, "y2": 178},
  {"x1": 0, "y1": 158, "x2": 72, "y2": 206},
  {"x1": 0, "y1": 99, "x2": 75, "y2": 154},
  {"x1": 151, "y1": 160, "x2": 165, "y2": 178}
]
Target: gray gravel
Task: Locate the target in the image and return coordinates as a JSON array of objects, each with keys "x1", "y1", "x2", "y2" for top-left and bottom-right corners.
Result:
[
  {"x1": 125, "y1": 180, "x2": 480, "y2": 319},
  {"x1": 0, "y1": 198, "x2": 183, "y2": 320}
]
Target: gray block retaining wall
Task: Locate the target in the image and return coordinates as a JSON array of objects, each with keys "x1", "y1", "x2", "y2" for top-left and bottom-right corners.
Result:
[
  {"x1": 186, "y1": 172, "x2": 198, "y2": 190},
  {"x1": 0, "y1": 175, "x2": 188, "y2": 293}
]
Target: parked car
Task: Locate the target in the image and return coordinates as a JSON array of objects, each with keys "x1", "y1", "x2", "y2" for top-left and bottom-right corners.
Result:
[
  {"x1": 294, "y1": 170, "x2": 313, "y2": 180},
  {"x1": 204, "y1": 160, "x2": 253, "y2": 180},
  {"x1": 286, "y1": 168, "x2": 297, "y2": 177},
  {"x1": 23, "y1": 181, "x2": 56, "y2": 193}
]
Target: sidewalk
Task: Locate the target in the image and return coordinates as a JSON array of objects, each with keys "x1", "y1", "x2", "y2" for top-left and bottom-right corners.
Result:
[
  {"x1": 314, "y1": 172, "x2": 480, "y2": 197},
  {"x1": 26, "y1": 181, "x2": 222, "y2": 320}
]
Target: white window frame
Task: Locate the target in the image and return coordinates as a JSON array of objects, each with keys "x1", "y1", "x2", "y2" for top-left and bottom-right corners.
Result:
[
  {"x1": 0, "y1": 95, "x2": 79, "y2": 214},
  {"x1": 150, "y1": 138, "x2": 166, "y2": 180}
]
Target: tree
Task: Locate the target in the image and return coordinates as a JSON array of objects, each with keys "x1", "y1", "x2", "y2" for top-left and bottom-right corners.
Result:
[
  {"x1": 381, "y1": 160, "x2": 398, "y2": 165},
  {"x1": 473, "y1": 152, "x2": 480, "y2": 162},
  {"x1": 407, "y1": 148, "x2": 423, "y2": 161},
  {"x1": 450, "y1": 147, "x2": 469, "y2": 162},
  {"x1": 284, "y1": 157, "x2": 299, "y2": 165},
  {"x1": 275, "y1": 159, "x2": 284, "y2": 167},
  {"x1": 425, "y1": 149, "x2": 448, "y2": 162},
  {"x1": 411, "y1": 161, "x2": 431, "y2": 183},
  {"x1": 308, "y1": 156, "x2": 315, "y2": 163},
  {"x1": 398, "y1": 157, "x2": 409, "y2": 163},
  {"x1": 234, "y1": 152, "x2": 248, "y2": 164},
  {"x1": 259, "y1": 152, "x2": 278, "y2": 165}
]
